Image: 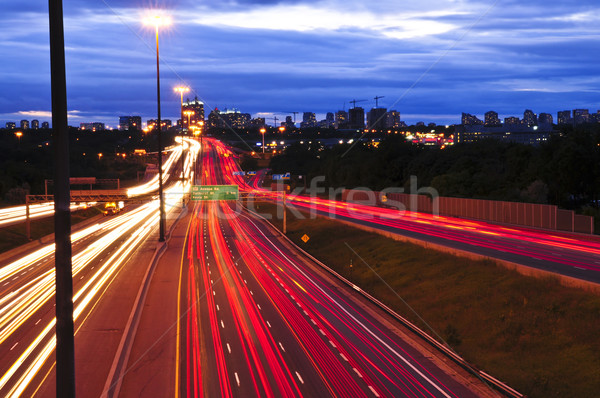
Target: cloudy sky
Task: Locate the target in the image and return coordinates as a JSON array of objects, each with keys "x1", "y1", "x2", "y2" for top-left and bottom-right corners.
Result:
[{"x1": 1, "y1": 0, "x2": 599, "y2": 128}]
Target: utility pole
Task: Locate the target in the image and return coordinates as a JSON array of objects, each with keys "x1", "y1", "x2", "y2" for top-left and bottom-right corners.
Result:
[{"x1": 48, "y1": 0, "x2": 75, "y2": 396}]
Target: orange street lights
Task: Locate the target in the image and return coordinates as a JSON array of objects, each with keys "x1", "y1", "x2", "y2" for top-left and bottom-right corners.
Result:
[
  {"x1": 260, "y1": 127, "x2": 266, "y2": 154},
  {"x1": 15, "y1": 131, "x2": 23, "y2": 146},
  {"x1": 183, "y1": 109, "x2": 194, "y2": 130},
  {"x1": 144, "y1": 14, "x2": 171, "y2": 242}
]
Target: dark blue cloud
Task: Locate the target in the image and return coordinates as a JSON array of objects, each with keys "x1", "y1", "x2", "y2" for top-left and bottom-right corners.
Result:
[{"x1": 1, "y1": 0, "x2": 600, "y2": 127}]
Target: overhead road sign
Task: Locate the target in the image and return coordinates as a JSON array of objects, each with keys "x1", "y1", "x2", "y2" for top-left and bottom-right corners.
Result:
[
  {"x1": 232, "y1": 171, "x2": 246, "y2": 176},
  {"x1": 272, "y1": 172, "x2": 291, "y2": 180},
  {"x1": 191, "y1": 185, "x2": 239, "y2": 201},
  {"x1": 247, "y1": 171, "x2": 257, "y2": 176}
]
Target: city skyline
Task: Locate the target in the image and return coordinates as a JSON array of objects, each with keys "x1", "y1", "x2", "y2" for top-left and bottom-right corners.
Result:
[{"x1": 1, "y1": 1, "x2": 599, "y2": 127}]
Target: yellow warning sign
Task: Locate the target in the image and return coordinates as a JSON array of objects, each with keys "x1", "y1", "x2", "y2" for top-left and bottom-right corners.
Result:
[{"x1": 301, "y1": 234, "x2": 310, "y2": 243}]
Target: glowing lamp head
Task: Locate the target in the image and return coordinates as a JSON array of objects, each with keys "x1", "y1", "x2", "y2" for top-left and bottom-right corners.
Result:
[
  {"x1": 174, "y1": 86, "x2": 189, "y2": 94},
  {"x1": 144, "y1": 15, "x2": 172, "y2": 28}
]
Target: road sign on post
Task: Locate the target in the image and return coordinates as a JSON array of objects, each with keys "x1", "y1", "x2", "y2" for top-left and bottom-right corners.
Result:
[{"x1": 191, "y1": 185, "x2": 239, "y2": 201}]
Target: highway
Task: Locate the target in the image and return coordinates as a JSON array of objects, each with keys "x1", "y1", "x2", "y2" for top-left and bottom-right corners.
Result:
[
  {"x1": 0, "y1": 138, "x2": 199, "y2": 397},
  {"x1": 239, "y1": 163, "x2": 600, "y2": 286},
  {"x1": 168, "y1": 139, "x2": 495, "y2": 397},
  {"x1": 0, "y1": 137, "x2": 509, "y2": 397}
]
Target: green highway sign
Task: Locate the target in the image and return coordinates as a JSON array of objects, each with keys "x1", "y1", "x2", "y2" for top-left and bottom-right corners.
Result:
[{"x1": 191, "y1": 185, "x2": 239, "y2": 201}]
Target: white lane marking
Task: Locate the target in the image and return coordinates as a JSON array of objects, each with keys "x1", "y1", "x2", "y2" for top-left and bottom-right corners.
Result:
[
  {"x1": 574, "y1": 267, "x2": 586, "y2": 270},
  {"x1": 340, "y1": 353, "x2": 348, "y2": 361},
  {"x1": 368, "y1": 386, "x2": 380, "y2": 397},
  {"x1": 211, "y1": 279, "x2": 214, "y2": 284},
  {"x1": 10, "y1": 342, "x2": 18, "y2": 351},
  {"x1": 257, "y1": 304, "x2": 262, "y2": 310},
  {"x1": 250, "y1": 290, "x2": 254, "y2": 296},
  {"x1": 216, "y1": 304, "x2": 220, "y2": 311},
  {"x1": 235, "y1": 372, "x2": 240, "y2": 386},
  {"x1": 267, "y1": 321, "x2": 272, "y2": 328},
  {"x1": 310, "y1": 319, "x2": 317, "y2": 325},
  {"x1": 295, "y1": 372, "x2": 304, "y2": 384},
  {"x1": 213, "y1": 290, "x2": 216, "y2": 296},
  {"x1": 303, "y1": 310, "x2": 309, "y2": 316},
  {"x1": 353, "y1": 368, "x2": 363, "y2": 378},
  {"x1": 318, "y1": 329, "x2": 326, "y2": 336},
  {"x1": 329, "y1": 340, "x2": 336, "y2": 348},
  {"x1": 227, "y1": 343, "x2": 231, "y2": 354},
  {"x1": 278, "y1": 342, "x2": 285, "y2": 352},
  {"x1": 221, "y1": 320, "x2": 225, "y2": 329},
  {"x1": 240, "y1": 212, "x2": 455, "y2": 398},
  {"x1": 244, "y1": 279, "x2": 247, "y2": 284}
]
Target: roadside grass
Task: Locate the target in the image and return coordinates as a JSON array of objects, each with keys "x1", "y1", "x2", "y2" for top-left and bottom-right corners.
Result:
[
  {"x1": 0, "y1": 206, "x2": 103, "y2": 254},
  {"x1": 251, "y1": 202, "x2": 600, "y2": 398}
]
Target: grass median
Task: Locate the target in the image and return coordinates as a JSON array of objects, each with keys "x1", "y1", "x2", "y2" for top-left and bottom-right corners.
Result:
[{"x1": 248, "y1": 200, "x2": 600, "y2": 398}]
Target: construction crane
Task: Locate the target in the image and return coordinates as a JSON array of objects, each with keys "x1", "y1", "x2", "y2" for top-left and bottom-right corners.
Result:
[
  {"x1": 374, "y1": 95, "x2": 385, "y2": 108},
  {"x1": 349, "y1": 99, "x2": 366, "y2": 109}
]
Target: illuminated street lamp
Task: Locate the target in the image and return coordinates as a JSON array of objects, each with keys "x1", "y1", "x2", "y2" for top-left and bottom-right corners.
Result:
[
  {"x1": 15, "y1": 131, "x2": 23, "y2": 146},
  {"x1": 144, "y1": 13, "x2": 171, "y2": 242},
  {"x1": 260, "y1": 127, "x2": 266, "y2": 154},
  {"x1": 183, "y1": 109, "x2": 194, "y2": 130}
]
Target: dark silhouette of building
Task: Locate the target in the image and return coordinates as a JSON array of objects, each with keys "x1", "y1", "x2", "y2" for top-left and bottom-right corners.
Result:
[{"x1": 348, "y1": 107, "x2": 365, "y2": 129}]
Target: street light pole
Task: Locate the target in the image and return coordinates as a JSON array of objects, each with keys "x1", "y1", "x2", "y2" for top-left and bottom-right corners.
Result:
[
  {"x1": 146, "y1": 15, "x2": 170, "y2": 242},
  {"x1": 48, "y1": 0, "x2": 75, "y2": 396},
  {"x1": 260, "y1": 127, "x2": 266, "y2": 154}
]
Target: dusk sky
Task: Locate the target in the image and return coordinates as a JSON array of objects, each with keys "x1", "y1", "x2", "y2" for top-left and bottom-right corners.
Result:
[{"x1": 1, "y1": 0, "x2": 599, "y2": 128}]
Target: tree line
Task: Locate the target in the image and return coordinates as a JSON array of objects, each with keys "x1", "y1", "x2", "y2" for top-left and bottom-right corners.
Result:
[{"x1": 269, "y1": 128, "x2": 600, "y2": 214}]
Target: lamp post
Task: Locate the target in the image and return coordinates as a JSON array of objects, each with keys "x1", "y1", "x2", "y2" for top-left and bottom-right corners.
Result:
[
  {"x1": 144, "y1": 14, "x2": 171, "y2": 242},
  {"x1": 174, "y1": 86, "x2": 189, "y2": 181},
  {"x1": 260, "y1": 127, "x2": 266, "y2": 154}
]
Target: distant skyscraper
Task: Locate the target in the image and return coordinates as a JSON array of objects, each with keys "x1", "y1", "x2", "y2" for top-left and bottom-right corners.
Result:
[
  {"x1": 484, "y1": 111, "x2": 500, "y2": 126},
  {"x1": 285, "y1": 116, "x2": 294, "y2": 128},
  {"x1": 183, "y1": 96, "x2": 205, "y2": 129},
  {"x1": 41, "y1": 121, "x2": 50, "y2": 129},
  {"x1": 348, "y1": 107, "x2": 365, "y2": 129},
  {"x1": 522, "y1": 109, "x2": 537, "y2": 127},
  {"x1": 31, "y1": 119, "x2": 39, "y2": 129},
  {"x1": 573, "y1": 109, "x2": 590, "y2": 124},
  {"x1": 461, "y1": 113, "x2": 483, "y2": 125},
  {"x1": 504, "y1": 116, "x2": 520, "y2": 126},
  {"x1": 538, "y1": 113, "x2": 553, "y2": 125},
  {"x1": 557, "y1": 110, "x2": 571, "y2": 125},
  {"x1": 301, "y1": 112, "x2": 317, "y2": 128},
  {"x1": 335, "y1": 110, "x2": 348, "y2": 129},
  {"x1": 119, "y1": 116, "x2": 142, "y2": 131},
  {"x1": 325, "y1": 112, "x2": 334, "y2": 127},
  {"x1": 5, "y1": 122, "x2": 15, "y2": 129},
  {"x1": 385, "y1": 110, "x2": 400, "y2": 129},
  {"x1": 367, "y1": 108, "x2": 387, "y2": 130},
  {"x1": 20, "y1": 120, "x2": 29, "y2": 129}
]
